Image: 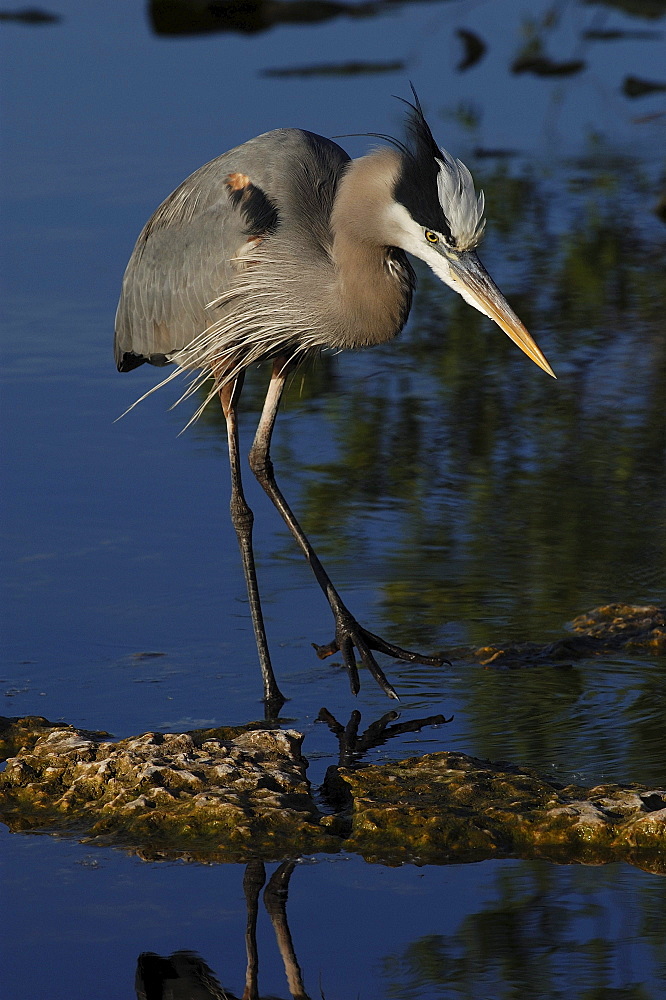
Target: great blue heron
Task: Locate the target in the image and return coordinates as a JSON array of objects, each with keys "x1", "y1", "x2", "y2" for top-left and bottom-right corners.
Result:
[{"x1": 115, "y1": 95, "x2": 554, "y2": 713}]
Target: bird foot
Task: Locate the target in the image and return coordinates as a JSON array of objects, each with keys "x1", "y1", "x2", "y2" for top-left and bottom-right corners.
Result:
[{"x1": 312, "y1": 615, "x2": 446, "y2": 700}]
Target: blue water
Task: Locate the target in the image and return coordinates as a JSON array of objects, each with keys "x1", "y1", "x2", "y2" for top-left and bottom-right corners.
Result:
[{"x1": 2, "y1": 1, "x2": 665, "y2": 996}]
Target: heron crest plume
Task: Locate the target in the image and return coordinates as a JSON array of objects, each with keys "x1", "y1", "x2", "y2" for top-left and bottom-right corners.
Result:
[{"x1": 390, "y1": 97, "x2": 486, "y2": 251}]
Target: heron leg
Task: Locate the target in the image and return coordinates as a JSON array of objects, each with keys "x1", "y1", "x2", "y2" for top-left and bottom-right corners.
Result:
[
  {"x1": 249, "y1": 359, "x2": 444, "y2": 700},
  {"x1": 242, "y1": 860, "x2": 265, "y2": 1000},
  {"x1": 219, "y1": 375, "x2": 286, "y2": 715},
  {"x1": 263, "y1": 861, "x2": 308, "y2": 999}
]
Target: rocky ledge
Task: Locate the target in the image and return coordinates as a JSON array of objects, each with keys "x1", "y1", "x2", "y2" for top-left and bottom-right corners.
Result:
[
  {"x1": 0, "y1": 718, "x2": 341, "y2": 861},
  {"x1": 1, "y1": 715, "x2": 664, "y2": 872},
  {"x1": 326, "y1": 753, "x2": 666, "y2": 872},
  {"x1": 459, "y1": 603, "x2": 665, "y2": 667}
]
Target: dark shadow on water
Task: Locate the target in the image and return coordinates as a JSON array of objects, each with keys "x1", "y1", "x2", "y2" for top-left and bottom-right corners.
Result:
[
  {"x1": 0, "y1": 7, "x2": 61, "y2": 22},
  {"x1": 149, "y1": 0, "x2": 408, "y2": 36}
]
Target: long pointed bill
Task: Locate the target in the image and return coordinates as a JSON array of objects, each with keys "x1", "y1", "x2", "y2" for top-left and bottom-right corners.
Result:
[{"x1": 449, "y1": 251, "x2": 556, "y2": 378}]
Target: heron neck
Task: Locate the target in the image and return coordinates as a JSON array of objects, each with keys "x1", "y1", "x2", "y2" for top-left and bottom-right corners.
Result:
[{"x1": 327, "y1": 149, "x2": 413, "y2": 349}]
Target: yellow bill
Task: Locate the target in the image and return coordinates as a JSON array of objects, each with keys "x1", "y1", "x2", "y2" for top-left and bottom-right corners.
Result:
[{"x1": 449, "y1": 251, "x2": 556, "y2": 378}]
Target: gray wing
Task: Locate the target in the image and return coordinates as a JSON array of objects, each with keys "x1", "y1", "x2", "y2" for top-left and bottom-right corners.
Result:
[{"x1": 114, "y1": 129, "x2": 350, "y2": 372}]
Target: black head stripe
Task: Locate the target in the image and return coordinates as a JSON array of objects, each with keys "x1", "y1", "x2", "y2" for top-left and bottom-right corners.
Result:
[{"x1": 394, "y1": 100, "x2": 452, "y2": 240}]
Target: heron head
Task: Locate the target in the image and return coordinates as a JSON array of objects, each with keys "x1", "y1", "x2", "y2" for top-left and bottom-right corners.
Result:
[{"x1": 383, "y1": 97, "x2": 555, "y2": 378}]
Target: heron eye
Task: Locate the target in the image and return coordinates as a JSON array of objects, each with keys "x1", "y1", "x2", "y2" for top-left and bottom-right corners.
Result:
[{"x1": 425, "y1": 230, "x2": 439, "y2": 244}]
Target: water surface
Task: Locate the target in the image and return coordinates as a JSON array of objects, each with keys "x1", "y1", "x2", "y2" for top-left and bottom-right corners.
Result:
[{"x1": 2, "y1": 0, "x2": 665, "y2": 995}]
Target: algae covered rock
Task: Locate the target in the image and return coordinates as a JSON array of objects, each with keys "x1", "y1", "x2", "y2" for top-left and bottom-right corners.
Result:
[
  {"x1": 1, "y1": 714, "x2": 664, "y2": 872},
  {"x1": 0, "y1": 720, "x2": 340, "y2": 861},
  {"x1": 458, "y1": 603, "x2": 666, "y2": 667},
  {"x1": 329, "y1": 751, "x2": 666, "y2": 872}
]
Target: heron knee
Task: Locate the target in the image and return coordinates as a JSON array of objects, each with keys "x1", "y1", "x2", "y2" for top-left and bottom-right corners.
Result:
[{"x1": 248, "y1": 444, "x2": 273, "y2": 488}]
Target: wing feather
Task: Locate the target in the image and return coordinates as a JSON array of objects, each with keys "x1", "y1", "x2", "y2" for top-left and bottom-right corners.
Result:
[{"x1": 114, "y1": 129, "x2": 349, "y2": 373}]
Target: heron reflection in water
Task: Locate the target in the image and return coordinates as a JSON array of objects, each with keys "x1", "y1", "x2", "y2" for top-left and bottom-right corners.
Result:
[
  {"x1": 136, "y1": 860, "x2": 307, "y2": 1000},
  {"x1": 115, "y1": 93, "x2": 554, "y2": 712}
]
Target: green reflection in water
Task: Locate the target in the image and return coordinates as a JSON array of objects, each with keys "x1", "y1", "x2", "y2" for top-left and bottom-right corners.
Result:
[{"x1": 380, "y1": 862, "x2": 666, "y2": 999}]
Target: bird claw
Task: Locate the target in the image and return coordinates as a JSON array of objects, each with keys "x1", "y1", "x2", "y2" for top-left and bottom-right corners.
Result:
[{"x1": 312, "y1": 616, "x2": 447, "y2": 701}]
